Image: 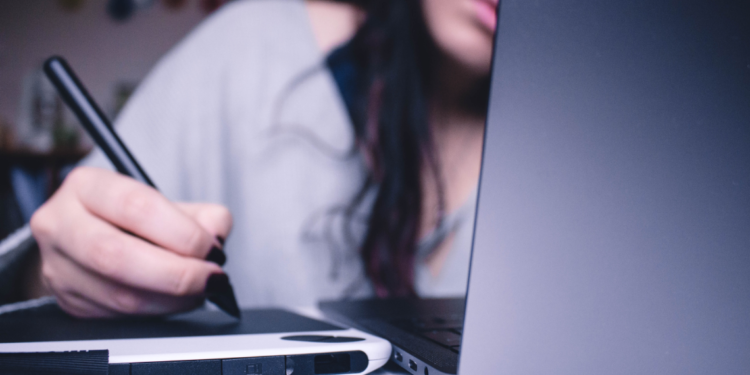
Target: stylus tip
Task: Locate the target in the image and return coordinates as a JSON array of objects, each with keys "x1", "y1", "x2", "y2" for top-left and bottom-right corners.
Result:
[{"x1": 205, "y1": 273, "x2": 242, "y2": 319}]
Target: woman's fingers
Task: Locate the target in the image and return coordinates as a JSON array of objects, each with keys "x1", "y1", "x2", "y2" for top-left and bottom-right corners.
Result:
[
  {"x1": 55, "y1": 292, "x2": 120, "y2": 319},
  {"x1": 66, "y1": 211, "x2": 221, "y2": 296},
  {"x1": 43, "y1": 249, "x2": 203, "y2": 317},
  {"x1": 174, "y1": 202, "x2": 233, "y2": 242},
  {"x1": 34, "y1": 186, "x2": 223, "y2": 297},
  {"x1": 174, "y1": 202, "x2": 233, "y2": 265},
  {"x1": 65, "y1": 167, "x2": 216, "y2": 259},
  {"x1": 30, "y1": 166, "x2": 233, "y2": 318}
]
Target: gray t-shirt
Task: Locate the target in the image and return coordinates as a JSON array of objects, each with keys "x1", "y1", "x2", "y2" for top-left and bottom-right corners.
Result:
[{"x1": 1, "y1": 0, "x2": 474, "y2": 309}]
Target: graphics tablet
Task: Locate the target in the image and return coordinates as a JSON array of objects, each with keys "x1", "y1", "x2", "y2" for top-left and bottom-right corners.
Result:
[{"x1": 0, "y1": 301, "x2": 391, "y2": 374}]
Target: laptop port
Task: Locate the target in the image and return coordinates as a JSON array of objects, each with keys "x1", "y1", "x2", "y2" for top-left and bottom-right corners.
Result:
[
  {"x1": 409, "y1": 359, "x2": 418, "y2": 371},
  {"x1": 395, "y1": 351, "x2": 403, "y2": 362},
  {"x1": 424, "y1": 366, "x2": 429, "y2": 375}
]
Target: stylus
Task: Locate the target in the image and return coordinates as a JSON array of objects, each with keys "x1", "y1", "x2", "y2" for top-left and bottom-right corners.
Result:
[{"x1": 43, "y1": 56, "x2": 241, "y2": 319}]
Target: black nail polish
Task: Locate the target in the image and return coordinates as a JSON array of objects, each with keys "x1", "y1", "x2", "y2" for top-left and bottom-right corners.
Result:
[
  {"x1": 205, "y1": 273, "x2": 241, "y2": 319},
  {"x1": 205, "y1": 247, "x2": 226, "y2": 266},
  {"x1": 216, "y1": 236, "x2": 225, "y2": 246}
]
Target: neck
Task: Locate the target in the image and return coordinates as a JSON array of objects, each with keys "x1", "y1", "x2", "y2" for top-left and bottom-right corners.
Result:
[{"x1": 429, "y1": 54, "x2": 490, "y2": 127}]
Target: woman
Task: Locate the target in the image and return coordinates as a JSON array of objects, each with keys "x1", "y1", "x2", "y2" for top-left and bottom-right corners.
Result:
[{"x1": 23, "y1": 0, "x2": 496, "y2": 317}]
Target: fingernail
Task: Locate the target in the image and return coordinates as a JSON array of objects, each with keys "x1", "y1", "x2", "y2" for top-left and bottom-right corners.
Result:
[
  {"x1": 216, "y1": 236, "x2": 225, "y2": 246},
  {"x1": 205, "y1": 247, "x2": 226, "y2": 266}
]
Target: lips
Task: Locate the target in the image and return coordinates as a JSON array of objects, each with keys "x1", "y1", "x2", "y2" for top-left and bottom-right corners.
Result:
[{"x1": 473, "y1": 0, "x2": 498, "y2": 32}]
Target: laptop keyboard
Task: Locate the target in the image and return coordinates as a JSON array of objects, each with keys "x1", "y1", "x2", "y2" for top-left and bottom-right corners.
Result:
[{"x1": 391, "y1": 315, "x2": 464, "y2": 353}]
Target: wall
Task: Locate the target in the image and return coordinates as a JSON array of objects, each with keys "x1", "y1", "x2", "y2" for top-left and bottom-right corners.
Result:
[{"x1": 0, "y1": 0, "x2": 206, "y2": 128}]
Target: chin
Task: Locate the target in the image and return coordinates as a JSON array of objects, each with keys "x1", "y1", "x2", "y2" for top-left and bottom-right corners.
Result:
[
  {"x1": 422, "y1": 0, "x2": 495, "y2": 78},
  {"x1": 437, "y1": 30, "x2": 494, "y2": 78}
]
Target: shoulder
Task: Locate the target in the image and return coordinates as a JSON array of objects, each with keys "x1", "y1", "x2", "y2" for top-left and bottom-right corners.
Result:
[
  {"x1": 199, "y1": 0, "x2": 311, "y2": 36},
  {"x1": 172, "y1": 0, "x2": 316, "y2": 59},
  {"x1": 133, "y1": 0, "x2": 321, "y2": 105},
  {"x1": 179, "y1": 0, "x2": 363, "y2": 60}
]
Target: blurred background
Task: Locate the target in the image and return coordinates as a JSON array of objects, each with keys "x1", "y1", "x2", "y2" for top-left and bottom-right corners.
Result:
[{"x1": 0, "y1": 0, "x2": 227, "y2": 239}]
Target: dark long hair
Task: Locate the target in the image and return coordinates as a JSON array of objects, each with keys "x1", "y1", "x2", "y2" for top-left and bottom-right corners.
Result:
[{"x1": 329, "y1": 0, "x2": 444, "y2": 297}]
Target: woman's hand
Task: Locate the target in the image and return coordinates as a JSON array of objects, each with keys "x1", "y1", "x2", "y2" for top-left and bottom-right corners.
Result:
[{"x1": 30, "y1": 166, "x2": 233, "y2": 318}]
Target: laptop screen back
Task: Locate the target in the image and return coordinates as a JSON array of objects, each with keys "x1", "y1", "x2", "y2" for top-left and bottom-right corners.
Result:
[{"x1": 461, "y1": 0, "x2": 750, "y2": 373}]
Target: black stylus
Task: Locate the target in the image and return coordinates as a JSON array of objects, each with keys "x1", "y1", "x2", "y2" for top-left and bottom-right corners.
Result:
[{"x1": 43, "y1": 56, "x2": 241, "y2": 319}]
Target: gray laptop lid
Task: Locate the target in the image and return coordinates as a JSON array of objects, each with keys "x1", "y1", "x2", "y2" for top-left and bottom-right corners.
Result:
[{"x1": 461, "y1": 0, "x2": 749, "y2": 373}]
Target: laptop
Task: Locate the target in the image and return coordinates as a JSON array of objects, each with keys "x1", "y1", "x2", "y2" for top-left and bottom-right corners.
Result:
[{"x1": 323, "y1": 0, "x2": 750, "y2": 374}]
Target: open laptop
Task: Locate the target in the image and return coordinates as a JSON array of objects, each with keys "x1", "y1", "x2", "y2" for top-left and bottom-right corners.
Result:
[{"x1": 323, "y1": 0, "x2": 750, "y2": 374}]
